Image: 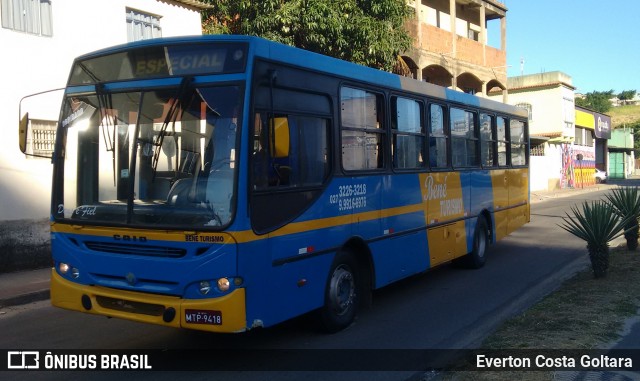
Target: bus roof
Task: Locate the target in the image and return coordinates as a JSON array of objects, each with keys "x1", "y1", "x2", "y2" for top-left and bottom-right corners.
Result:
[{"x1": 71, "y1": 34, "x2": 527, "y2": 119}]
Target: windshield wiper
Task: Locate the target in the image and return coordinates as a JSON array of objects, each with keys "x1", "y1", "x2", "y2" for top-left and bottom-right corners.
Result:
[
  {"x1": 126, "y1": 92, "x2": 146, "y2": 224},
  {"x1": 152, "y1": 76, "x2": 194, "y2": 180},
  {"x1": 96, "y1": 83, "x2": 117, "y2": 186}
]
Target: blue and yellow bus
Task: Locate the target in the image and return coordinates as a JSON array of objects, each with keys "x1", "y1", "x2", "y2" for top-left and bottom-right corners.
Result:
[{"x1": 21, "y1": 35, "x2": 529, "y2": 333}]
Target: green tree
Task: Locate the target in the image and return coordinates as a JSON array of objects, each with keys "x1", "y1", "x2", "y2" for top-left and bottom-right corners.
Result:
[
  {"x1": 201, "y1": 0, "x2": 414, "y2": 72},
  {"x1": 575, "y1": 90, "x2": 614, "y2": 113},
  {"x1": 618, "y1": 90, "x2": 638, "y2": 105}
]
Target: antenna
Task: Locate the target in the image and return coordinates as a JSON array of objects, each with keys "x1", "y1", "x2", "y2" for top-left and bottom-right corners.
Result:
[{"x1": 520, "y1": 57, "x2": 525, "y2": 76}]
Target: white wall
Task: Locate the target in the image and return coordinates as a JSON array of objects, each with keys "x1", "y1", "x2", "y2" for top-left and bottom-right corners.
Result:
[
  {"x1": 530, "y1": 144, "x2": 562, "y2": 192},
  {"x1": 0, "y1": 0, "x2": 203, "y2": 270},
  {"x1": 0, "y1": 0, "x2": 203, "y2": 221}
]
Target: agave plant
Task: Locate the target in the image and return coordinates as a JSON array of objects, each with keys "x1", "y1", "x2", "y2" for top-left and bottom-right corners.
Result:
[
  {"x1": 605, "y1": 186, "x2": 640, "y2": 251},
  {"x1": 558, "y1": 201, "x2": 629, "y2": 278}
]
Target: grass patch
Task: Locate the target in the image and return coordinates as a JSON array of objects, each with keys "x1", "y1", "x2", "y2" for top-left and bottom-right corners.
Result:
[
  {"x1": 609, "y1": 104, "x2": 640, "y2": 127},
  {"x1": 440, "y1": 246, "x2": 640, "y2": 381}
]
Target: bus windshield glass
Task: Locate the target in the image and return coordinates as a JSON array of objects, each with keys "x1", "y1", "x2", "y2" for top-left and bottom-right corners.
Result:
[{"x1": 55, "y1": 85, "x2": 242, "y2": 228}]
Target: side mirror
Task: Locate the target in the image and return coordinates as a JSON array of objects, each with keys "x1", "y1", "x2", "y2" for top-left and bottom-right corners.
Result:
[{"x1": 18, "y1": 112, "x2": 29, "y2": 154}]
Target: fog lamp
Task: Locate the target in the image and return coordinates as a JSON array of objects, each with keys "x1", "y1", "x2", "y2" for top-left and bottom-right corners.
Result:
[
  {"x1": 199, "y1": 281, "x2": 211, "y2": 295},
  {"x1": 217, "y1": 278, "x2": 230, "y2": 292}
]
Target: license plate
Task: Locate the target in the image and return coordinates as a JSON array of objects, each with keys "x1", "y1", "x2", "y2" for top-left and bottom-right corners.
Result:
[{"x1": 184, "y1": 309, "x2": 222, "y2": 325}]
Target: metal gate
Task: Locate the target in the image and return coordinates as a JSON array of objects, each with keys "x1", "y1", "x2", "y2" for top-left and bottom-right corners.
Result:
[{"x1": 609, "y1": 152, "x2": 625, "y2": 179}]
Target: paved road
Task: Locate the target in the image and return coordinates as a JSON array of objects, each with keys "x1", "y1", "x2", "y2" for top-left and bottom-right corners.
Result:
[{"x1": 0, "y1": 188, "x2": 617, "y2": 380}]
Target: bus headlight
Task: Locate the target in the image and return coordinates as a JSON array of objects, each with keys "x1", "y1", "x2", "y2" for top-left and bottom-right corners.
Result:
[
  {"x1": 199, "y1": 281, "x2": 211, "y2": 295},
  {"x1": 59, "y1": 263, "x2": 80, "y2": 279},
  {"x1": 59, "y1": 262, "x2": 70, "y2": 275},
  {"x1": 217, "y1": 278, "x2": 230, "y2": 292}
]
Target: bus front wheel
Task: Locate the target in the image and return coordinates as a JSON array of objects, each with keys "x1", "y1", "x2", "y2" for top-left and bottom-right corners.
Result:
[
  {"x1": 455, "y1": 215, "x2": 489, "y2": 269},
  {"x1": 319, "y1": 252, "x2": 359, "y2": 333}
]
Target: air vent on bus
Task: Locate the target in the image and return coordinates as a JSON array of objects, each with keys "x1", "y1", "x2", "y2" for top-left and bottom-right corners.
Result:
[
  {"x1": 84, "y1": 242, "x2": 186, "y2": 258},
  {"x1": 95, "y1": 295, "x2": 165, "y2": 316}
]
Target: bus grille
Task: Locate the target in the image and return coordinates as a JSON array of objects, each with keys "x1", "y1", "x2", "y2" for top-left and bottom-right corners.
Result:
[
  {"x1": 85, "y1": 242, "x2": 186, "y2": 258},
  {"x1": 95, "y1": 296, "x2": 165, "y2": 316}
]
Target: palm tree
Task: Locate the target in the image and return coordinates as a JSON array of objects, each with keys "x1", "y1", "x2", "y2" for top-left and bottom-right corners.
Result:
[
  {"x1": 559, "y1": 201, "x2": 629, "y2": 278},
  {"x1": 605, "y1": 187, "x2": 640, "y2": 251}
]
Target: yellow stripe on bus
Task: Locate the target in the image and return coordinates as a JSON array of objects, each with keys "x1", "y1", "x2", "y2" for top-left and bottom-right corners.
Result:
[{"x1": 51, "y1": 203, "x2": 426, "y2": 244}]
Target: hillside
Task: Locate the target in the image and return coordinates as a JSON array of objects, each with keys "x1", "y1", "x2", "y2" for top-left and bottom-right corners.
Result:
[{"x1": 608, "y1": 105, "x2": 640, "y2": 128}]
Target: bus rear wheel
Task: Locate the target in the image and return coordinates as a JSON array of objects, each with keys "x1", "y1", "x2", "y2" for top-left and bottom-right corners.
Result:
[{"x1": 319, "y1": 252, "x2": 359, "y2": 333}]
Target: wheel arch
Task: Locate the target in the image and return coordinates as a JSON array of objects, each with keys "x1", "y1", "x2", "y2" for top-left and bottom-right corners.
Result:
[
  {"x1": 479, "y1": 209, "x2": 494, "y2": 244},
  {"x1": 340, "y1": 236, "x2": 374, "y2": 307}
]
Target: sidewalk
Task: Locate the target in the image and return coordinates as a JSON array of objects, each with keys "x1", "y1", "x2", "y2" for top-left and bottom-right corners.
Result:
[
  {"x1": 530, "y1": 182, "x2": 618, "y2": 203},
  {"x1": 0, "y1": 267, "x2": 50, "y2": 308}
]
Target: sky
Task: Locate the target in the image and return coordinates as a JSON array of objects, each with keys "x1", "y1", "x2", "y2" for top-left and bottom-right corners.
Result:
[{"x1": 490, "y1": 0, "x2": 640, "y2": 94}]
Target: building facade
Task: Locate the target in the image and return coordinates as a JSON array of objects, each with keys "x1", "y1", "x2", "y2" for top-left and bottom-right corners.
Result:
[
  {"x1": 489, "y1": 72, "x2": 577, "y2": 191},
  {"x1": 490, "y1": 72, "x2": 622, "y2": 191},
  {"x1": 608, "y1": 128, "x2": 635, "y2": 179},
  {"x1": 404, "y1": 0, "x2": 508, "y2": 97},
  {"x1": 0, "y1": 0, "x2": 209, "y2": 272}
]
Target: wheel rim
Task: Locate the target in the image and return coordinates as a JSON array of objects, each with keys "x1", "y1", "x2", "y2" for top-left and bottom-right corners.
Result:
[{"x1": 328, "y1": 264, "x2": 356, "y2": 316}]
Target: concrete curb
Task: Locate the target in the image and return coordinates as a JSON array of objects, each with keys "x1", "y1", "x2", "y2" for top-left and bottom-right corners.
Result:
[
  {"x1": 0, "y1": 267, "x2": 51, "y2": 309},
  {"x1": 0, "y1": 289, "x2": 50, "y2": 308}
]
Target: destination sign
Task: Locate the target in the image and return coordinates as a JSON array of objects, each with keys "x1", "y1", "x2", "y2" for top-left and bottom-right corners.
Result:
[{"x1": 69, "y1": 42, "x2": 248, "y2": 85}]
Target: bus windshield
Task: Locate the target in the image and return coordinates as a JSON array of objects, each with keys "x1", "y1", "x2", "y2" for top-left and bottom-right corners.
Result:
[{"x1": 55, "y1": 85, "x2": 242, "y2": 228}]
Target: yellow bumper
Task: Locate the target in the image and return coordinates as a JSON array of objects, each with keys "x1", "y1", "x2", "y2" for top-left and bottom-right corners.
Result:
[{"x1": 50, "y1": 269, "x2": 247, "y2": 333}]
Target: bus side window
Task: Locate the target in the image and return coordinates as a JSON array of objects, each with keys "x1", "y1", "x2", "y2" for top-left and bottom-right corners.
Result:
[
  {"x1": 429, "y1": 104, "x2": 448, "y2": 169},
  {"x1": 497, "y1": 117, "x2": 509, "y2": 167},
  {"x1": 480, "y1": 113, "x2": 496, "y2": 168},
  {"x1": 392, "y1": 96, "x2": 425, "y2": 169}
]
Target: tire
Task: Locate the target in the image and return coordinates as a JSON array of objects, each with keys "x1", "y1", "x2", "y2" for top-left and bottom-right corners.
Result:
[
  {"x1": 595, "y1": 177, "x2": 602, "y2": 184},
  {"x1": 319, "y1": 252, "x2": 359, "y2": 333},
  {"x1": 456, "y1": 216, "x2": 489, "y2": 269}
]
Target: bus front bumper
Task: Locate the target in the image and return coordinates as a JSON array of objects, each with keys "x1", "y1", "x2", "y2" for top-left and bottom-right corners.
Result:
[{"x1": 50, "y1": 269, "x2": 247, "y2": 333}]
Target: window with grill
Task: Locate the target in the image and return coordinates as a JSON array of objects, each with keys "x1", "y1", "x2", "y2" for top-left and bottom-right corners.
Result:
[
  {"x1": 1, "y1": 0, "x2": 53, "y2": 36},
  {"x1": 29, "y1": 119, "x2": 56, "y2": 157},
  {"x1": 530, "y1": 142, "x2": 545, "y2": 156},
  {"x1": 126, "y1": 8, "x2": 161, "y2": 42}
]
